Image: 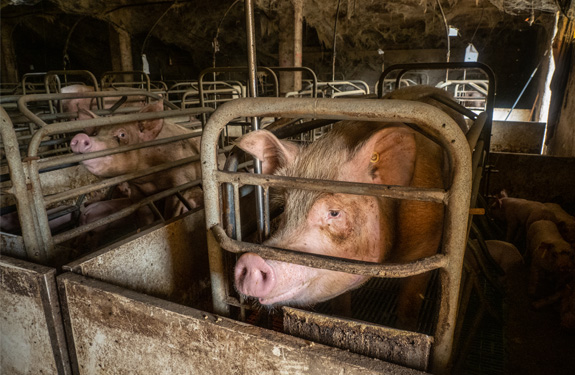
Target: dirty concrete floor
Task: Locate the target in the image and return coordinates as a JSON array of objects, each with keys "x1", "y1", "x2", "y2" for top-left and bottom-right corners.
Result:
[{"x1": 504, "y1": 264, "x2": 575, "y2": 375}]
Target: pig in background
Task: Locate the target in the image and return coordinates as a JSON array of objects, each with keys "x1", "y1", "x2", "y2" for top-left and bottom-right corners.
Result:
[
  {"x1": 485, "y1": 240, "x2": 524, "y2": 277},
  {"x1": 68, "y1": 100, "x2": 212, "y2": 251},
  {"x1": 60, "y1": 84, "x2": 147, "y2": 121},
  {"x1": 233, "y1": 86, "x2": 464, "y2": 330},
  {"x1": 489, "y1": 190, "x2": 558, "y2": 246},
  {"x1": 527, "y1": 220, "x2": 575, "y2": 297}
]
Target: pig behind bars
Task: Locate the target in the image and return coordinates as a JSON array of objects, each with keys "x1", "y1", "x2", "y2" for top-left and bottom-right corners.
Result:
[
  {"x1": 489, "y1": 190, "x2": 557, "y2": 245},
  {"x1": 60, "y1": 84, "x2": 146, "y2": 120},
  {"x1": 526, "y1": 220, "x2": 575, "y2": 297},
  {"x1": 544, "y1": 203, "x2": 575, "y2": 244},
  {"x1": 70, "y1": 100, "x2": 204, "y2": 220},
  {"x1": 234, "y1": 88, "x2": 462, "y2": 330}
]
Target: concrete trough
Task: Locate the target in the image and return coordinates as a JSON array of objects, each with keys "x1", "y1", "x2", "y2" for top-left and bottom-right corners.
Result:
[
  {"x1": 57, "y1": 272, "x2": 427, "y2": 375},
  {"x1": 63, "y1": 209, "x2": 211, "y2": 309}
]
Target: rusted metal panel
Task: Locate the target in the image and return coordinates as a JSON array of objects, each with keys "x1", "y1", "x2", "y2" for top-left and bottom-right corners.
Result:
[
  {"x1": 64, "y1": 209, "x2": 210, "y2": 308},
  {"x1": 0, "y1": 233, "x2": 27, "y2": 259},
  {"x1": 283, "y1": 307, "x2": 433, "y2": 372},
  {"x1": 1, "y1": 255, "x2": 71, "y2": 374},
  {"x1": 58, "y1": 272, "x2": 428, "y2": 375},
  {"x1": 490, "y1": 121, "x2": 545, "y2": 154}
]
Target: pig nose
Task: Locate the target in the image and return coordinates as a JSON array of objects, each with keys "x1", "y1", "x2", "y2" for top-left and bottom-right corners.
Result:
[
  {"x1": 234, "y1": 253, "x2": 276, "y2": 299},
  {"x1": 70, "y1": 133, "x2": 92, "y2": 154}
]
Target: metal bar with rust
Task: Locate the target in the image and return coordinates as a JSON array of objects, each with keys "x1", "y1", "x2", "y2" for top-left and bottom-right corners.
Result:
[{"x1": 0, "y1": 108, "x2": 47, "y2": 261}]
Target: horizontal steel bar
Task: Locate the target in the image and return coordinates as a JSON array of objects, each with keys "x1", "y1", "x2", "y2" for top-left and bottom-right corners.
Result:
[
  {"x1": 43, "y1": 146, "x2": 230, "y2": 207},
  {"x1": 212, "y1": 224, "x2": 448, "y2": 277},
  {"x1": 26, "y1": 106, "x2": 213, "y2": 157},
  {"x1": 52, "y1": 179, "x2": 202, "y2": 244},
  {"x1": 215, "y1": 171, "x2": 447, "y2": 204},
  {"x1": 38, "y1": 130, "x2": 202, "y2": 169}
]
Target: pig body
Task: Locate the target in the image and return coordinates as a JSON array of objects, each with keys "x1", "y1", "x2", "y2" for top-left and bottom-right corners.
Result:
[
  {"x1": 485, "y1": 240, "x2": 523, "y2": 274},
  {"x1": 234, "y1": 104, "x2": 451, "y2": 328},
  {"x1": 490, "y1": 191, "x2": 557, "y2": 244},
  {"x1": 544, "y1": 203, "x2": 575, "y2": 244},
  {"x1": 60, "y1": 84, "x2": 145, "y2": 119},
  {"x1": 527, "y1": 220, "x2": 575, "y2": 296},
  {"x1": 74, "y1": 198, "x2": 155, "y2": 250},
  {"x1": 70, "y1": 101, "x2": 203, "y2": 218}
]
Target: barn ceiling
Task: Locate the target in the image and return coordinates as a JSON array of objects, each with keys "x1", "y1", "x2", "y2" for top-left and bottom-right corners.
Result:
[{"x1": 1, "y1": 0, "x2": 570, "y2": 105}]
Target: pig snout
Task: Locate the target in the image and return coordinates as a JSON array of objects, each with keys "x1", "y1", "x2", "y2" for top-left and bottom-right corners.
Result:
[
  {"x1": 70, "y1": 133, "x2": 92, "y2": 154},
  {"x1": 234, "y1": 253, "x2": 276, "y2": 300}
]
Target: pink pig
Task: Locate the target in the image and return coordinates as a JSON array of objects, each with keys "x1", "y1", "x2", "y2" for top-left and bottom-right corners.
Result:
[
  {"x1": 70, "y1": 100, "x2": 203, "y2": 218},
  {"x1": 234, "y1": 116, "x2": 449, "y2": 329},
  {"x1": 490, "y1": 190, "x2": 557, "y2": 244}
]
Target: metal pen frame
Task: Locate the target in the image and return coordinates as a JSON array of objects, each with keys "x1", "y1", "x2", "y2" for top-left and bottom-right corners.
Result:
[
  {"x1": 201, "y1": 97, "x2": 472, "y2": 373},
  {"x1": 2, "y1": 90, "x2": 213, "y2": 262}
]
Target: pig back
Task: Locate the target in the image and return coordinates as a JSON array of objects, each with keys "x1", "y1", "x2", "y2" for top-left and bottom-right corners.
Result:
[{"x1": 389, "y1": 130, "x2": 446, "y2": 263}]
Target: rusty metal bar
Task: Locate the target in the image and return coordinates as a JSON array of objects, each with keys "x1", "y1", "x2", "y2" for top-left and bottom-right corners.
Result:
[
  {"x1": 17, "y1": 90, "x2": 164, "y2": 129},
  {"x1": 267, "y1": 66, "x2": 318, "y2": 98},
  {"x1": 0, "y1": 108, "x2": 46, "y2": 262},
  {"x1": 245, "y1": 0, "x2": 267, "y2": 243},
  {"x1": 52, "y1": 179, "x2": 202, "y2": 244},
  {"x1": 37, "y1": 131, "x2": 203, "y2": 170},
  {"x1": 215, "y1": 171, "x2": 447, "y2": 203},
  {"x1": 201, "y1": 97, "x2": 472, "y2": 373},
  {"x1": 466, "y1": 112, "x2": 487, "y2": 151},
  {"x1": 212, "y1": 224, "x2": 447, "y2": 277}
]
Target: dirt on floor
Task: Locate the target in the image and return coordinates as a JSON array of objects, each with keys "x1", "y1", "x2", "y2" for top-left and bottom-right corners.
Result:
[{"x1": 504, "y1": 264, "x2": 575, "y2": 375}]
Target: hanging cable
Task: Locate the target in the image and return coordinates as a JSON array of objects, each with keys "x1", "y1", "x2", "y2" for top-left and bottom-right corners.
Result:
[
  {"x1": 141, "y1": 2, "x2": 177, "y2": 56},
  {"x1": 213, "y1": 0, "x2": 241, "y2": 69},
  {"x1": 62, "y1": 17, "x2": 84, "y2": 71},
  {"x1": 331, "y1": 0, "x2": 342, "y2": 81}
]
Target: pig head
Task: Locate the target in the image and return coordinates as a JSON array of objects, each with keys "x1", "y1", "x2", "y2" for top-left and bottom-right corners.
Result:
[
  {"x1": 70, "y1": 100, "x2": 203, "y2": 217},
  {"x1": 234, "y1": 120, "x2": 445, "y2": 325}
]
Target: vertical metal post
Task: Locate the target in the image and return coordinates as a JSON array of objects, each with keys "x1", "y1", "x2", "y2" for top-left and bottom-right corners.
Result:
[
  {"x1": 293, "y1": 0, "x2": 303, "y2": 92},
  {"x1": 245, "y1": 0, "x2": 267, "y2": 241},
  {"x1": 0, "y1": 108, "x2": 47, "y2": 263}
]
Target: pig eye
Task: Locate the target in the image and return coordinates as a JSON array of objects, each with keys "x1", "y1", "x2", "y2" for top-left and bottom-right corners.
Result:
[{"x1": 328, "y1": 210, "x2": 340, "y2": 218}]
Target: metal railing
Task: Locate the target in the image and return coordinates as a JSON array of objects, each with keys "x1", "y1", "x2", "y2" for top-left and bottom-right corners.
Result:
[{"x1": 1, "y1": 90, "x2": 214, "y2": 263}]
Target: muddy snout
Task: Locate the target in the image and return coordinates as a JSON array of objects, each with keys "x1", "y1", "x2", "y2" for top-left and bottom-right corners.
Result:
[
  {"x1": 234, "y1": 252, "x2": 276, "y2": 300},
  {"x1": 70, "y1": 133, "x2": 92, "y2": 154}
]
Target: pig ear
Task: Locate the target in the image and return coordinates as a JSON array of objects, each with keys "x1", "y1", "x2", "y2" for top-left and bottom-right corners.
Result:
[
  {"x1": 78, "y1": 108, "x2": 99, "y2": 135},
  {"x1": 78, "y1": 107, "x2": 98, "y2": 120},
  {"x1": 137, "y1": 101, "x2": 164, "y2": 141},
  {"x1": 363, "y1": 127, "x2": 417, "y2": 186},
  {"x1": 236, "y1": 130, "x2": 300, "y2": 174}
]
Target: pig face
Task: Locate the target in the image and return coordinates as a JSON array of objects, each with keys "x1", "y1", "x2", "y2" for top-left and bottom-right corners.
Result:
[
  {"x1": 234, "y1": 122, "x2": 419, "y2": 307},
  {"x1": 70, "y1": 101, "x2": 164, "y2": 178}
]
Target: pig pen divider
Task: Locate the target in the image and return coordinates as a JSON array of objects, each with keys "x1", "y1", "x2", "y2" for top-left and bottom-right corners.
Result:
[
  {"x1": 201, "y1": 97, "x2": 472, "y2": 373},
  {"x1": 2, "y1": 91, "x2": 216, "y2": 262}
]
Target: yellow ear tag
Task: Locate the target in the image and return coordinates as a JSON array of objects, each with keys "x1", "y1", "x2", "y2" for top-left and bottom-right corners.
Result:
[{"x1": 370, "y1": 152, "x2": 380, "y2": 163}]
